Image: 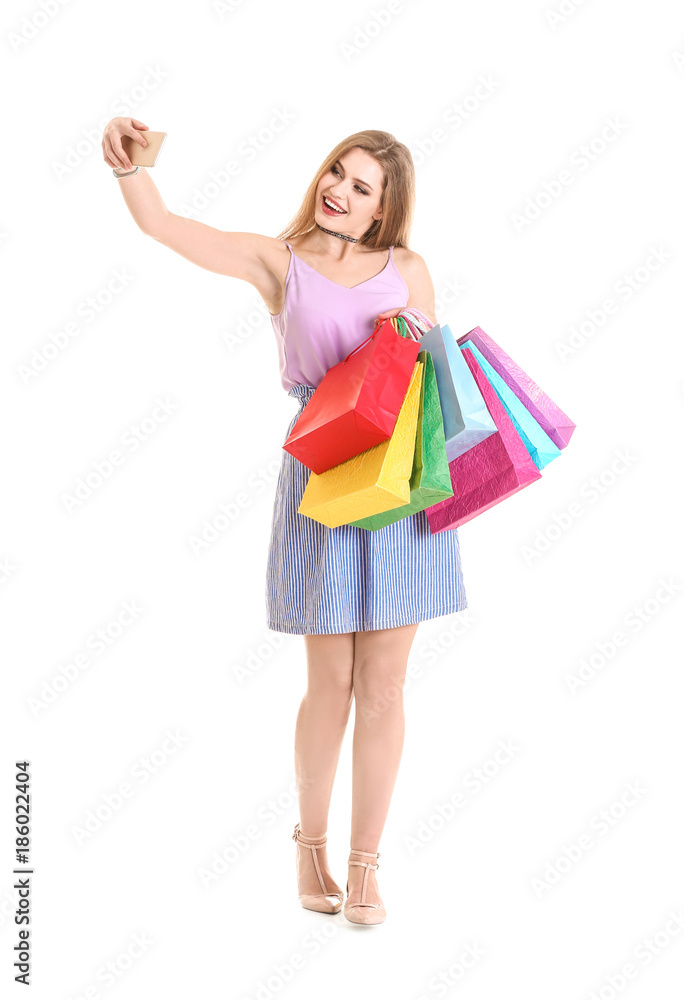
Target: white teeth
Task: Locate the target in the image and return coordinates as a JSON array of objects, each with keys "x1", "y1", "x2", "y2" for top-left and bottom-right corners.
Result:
[{"x1": 324, "y1": 196, "x2": 345, "y2": 213}]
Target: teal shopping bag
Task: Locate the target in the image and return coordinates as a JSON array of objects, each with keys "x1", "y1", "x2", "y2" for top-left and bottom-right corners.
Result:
[{"x1": 458, "y1": 341, "x2": 560, "y2": 470}]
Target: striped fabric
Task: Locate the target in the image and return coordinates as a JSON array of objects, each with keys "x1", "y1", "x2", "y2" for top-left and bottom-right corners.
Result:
[{"x1": 265, "y1": 384, "x2": 468, "y2": 635}]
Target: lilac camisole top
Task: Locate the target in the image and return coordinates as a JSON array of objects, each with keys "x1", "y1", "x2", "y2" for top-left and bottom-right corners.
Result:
[{"x1": 270, "y1": 238, "x2": 410, "y2": 392}]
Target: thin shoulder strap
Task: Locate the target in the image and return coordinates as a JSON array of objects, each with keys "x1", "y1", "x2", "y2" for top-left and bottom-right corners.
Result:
[
  {"x1": 388, "y1": 245, "x2": 394, "y2": 259},
  {"x1": 280, "y1": 238, "x2": 293, "y2": 249}
]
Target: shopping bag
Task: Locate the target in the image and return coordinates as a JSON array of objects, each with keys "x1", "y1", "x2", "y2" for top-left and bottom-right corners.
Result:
[
  {"x1": 420, "y1": 322, "x2": 497, "y2": 461},
  {"x1": 457, "y1": 326, "x2": 576, "y2": 449},
  {"x1": 282, "y1": 317, "x2": 421, "y2": 474},
  {"x1": 349, "y1": 349, "x2": 453, "y2": 530},
  {"x1": 425, "y1": 347, "x2": 541, "y2": 532},
  {"x1": 461, "y1": 342, "x2": 561, "y2": 471},
  {"x1": 298, "y1": 361, "x2": 423, "y2": 528}
]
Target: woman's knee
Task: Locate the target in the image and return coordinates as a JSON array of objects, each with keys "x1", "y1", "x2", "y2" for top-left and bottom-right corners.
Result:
[
  {"x1": 351, "y1": 656, "x2": 406, "y2": 706},
  {"x1": 304, "y1": 633, "x2": 355, "y2": 705},
  {"x1": 351, "y1": 625, "x2": 417, "y2": 704},
  {"x1": 307, "y1": 669, "x2": 354, "y2": 708}
]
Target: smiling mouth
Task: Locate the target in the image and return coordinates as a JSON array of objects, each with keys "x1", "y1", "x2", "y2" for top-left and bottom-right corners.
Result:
[{"x1": 322, "y1": 194, "x2": 346, "y2": 214}]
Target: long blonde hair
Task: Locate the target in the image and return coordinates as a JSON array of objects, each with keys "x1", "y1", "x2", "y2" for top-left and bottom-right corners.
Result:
[{"x1": 277, "y1": 130, "x2": 415, "y2": 250}]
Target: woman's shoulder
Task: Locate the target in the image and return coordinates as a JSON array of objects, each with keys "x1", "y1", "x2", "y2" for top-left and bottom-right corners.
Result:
[
  {"x1": 392, "y1": 247, "x2": 436, "y2": 321},
  {"x1": 393, "y1": 246, "x2": 426, "y2": 266},
  {"x1": 392, "y1": 246, "x2": 432, "y2": 283}
]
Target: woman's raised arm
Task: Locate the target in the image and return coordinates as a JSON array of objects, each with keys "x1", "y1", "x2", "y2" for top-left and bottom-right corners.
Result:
[{"x1": 102, "y1": 116, "x2": 282, "y2": 289}]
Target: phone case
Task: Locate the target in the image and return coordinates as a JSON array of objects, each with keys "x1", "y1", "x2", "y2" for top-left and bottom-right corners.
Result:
[{"x1": 122, "y1": 131, "x2": 167, "y2": 167}]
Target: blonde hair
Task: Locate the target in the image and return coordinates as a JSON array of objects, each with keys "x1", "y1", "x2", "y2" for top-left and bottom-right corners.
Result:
[{"x1": 277, "y1": 130, "x2": 415, "y2": 250}]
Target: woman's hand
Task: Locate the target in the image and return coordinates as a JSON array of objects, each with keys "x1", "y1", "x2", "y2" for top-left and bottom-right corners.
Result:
[
  {"x1": 102, "y1": 117, "x2": 150, "y2": 172},
  {"x1": 373, "y1": 306, "x2": 404, "y2": 326}
]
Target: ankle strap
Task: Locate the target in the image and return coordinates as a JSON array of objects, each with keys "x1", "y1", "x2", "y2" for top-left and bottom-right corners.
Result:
[
  {"x1": 347, "y1": 849, "x2": 381, "y2": 905},
  {"x1": 292, "y1": 822, "x2": 327, "y2": 847},
  {"x1": 349, "y1": 848, "x2": 380, "y2": 869}
]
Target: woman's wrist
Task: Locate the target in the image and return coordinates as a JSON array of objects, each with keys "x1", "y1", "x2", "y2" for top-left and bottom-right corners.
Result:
[{"x1": 113, "y1": 165, "x2": 141, "y2": 178}]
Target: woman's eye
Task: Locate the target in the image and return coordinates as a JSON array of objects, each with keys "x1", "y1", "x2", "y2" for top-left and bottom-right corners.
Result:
[{"x1": 330, "y1": 166, "x2": 367, "y2": 195}]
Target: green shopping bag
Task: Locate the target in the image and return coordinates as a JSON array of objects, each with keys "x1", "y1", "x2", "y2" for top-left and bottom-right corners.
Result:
[{"x1": 349, "y1": 350, "x2": 453, "y2": 530}]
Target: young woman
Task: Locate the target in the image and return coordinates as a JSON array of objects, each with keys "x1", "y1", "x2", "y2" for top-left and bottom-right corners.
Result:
[{"x1": 103, "y1": 122, "x2": 468, "y2": 925}]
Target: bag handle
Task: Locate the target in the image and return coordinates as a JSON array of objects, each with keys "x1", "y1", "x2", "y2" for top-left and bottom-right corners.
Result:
[
  {"x1": 342, "y1": 327, "x2": 380, "y2": 364},
  {"x1": 396, "y1": 314, "x2": 420, "y2": 341},
  {"x1": 388, "y1": 314, "x2": 420, "y2": 342},
  {"x1": 342, "y1": 315, "x2": 417, "y2": 364},
  {"x1": 401, "y1": 307, "x2": 433, "y2": 333}
]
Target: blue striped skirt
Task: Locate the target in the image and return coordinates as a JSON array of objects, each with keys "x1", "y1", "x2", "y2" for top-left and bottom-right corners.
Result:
[{"x1": 265, "y1": 383, "x2": 468, "y2": 635}]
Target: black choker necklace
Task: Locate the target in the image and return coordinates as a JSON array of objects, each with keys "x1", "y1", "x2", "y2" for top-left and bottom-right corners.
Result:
[{"x1": 316, "y1": 222, "x2": 359, "y2": 243}]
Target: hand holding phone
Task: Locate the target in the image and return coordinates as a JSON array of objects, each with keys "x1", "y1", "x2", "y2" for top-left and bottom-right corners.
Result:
[
  {"x1": 102, "y1": 118, "x2": 166, "y2": 172},
  {"x1": 122, "y1": 130, "x2": 167, "y2": 167}
]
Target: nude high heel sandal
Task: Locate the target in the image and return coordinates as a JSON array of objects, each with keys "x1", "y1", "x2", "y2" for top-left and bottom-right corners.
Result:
[
  {"x1": 292, "y1": 822, "x2": 344, "y2": 914},
  {"x1": 343, "y1": 848, "x2": 386, "y2": 925}
]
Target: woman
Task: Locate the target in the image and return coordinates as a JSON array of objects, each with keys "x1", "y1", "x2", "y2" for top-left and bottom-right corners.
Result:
[{"x1": 103, "y1": 121, "x2": 468, "y2": 925}]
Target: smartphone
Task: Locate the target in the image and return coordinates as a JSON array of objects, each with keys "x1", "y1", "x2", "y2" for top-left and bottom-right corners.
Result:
[{"x1": 121, "y1": 130, "x2": 167, "y2": 167}]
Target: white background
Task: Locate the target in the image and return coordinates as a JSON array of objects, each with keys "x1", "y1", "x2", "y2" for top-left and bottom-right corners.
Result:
[{"x1": 2, "y1": 0, "x2": 683, "y2": 997}]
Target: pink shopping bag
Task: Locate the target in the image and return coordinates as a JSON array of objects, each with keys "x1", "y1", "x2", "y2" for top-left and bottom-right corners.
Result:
[
  {"x1": 425, "y1": 346, "x2": 542, "y2": 532},
  {"x1": 456, "y1": 326, "x2": 576, "y2": 449}
]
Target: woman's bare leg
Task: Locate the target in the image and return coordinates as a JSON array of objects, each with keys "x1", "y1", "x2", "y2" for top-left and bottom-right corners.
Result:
[
  {"x1": 346, "y1": 623, "x2": 419, "y2": 905},
  {"x1": 294, "y1": 631, "x2": 355, "y2": 897}
]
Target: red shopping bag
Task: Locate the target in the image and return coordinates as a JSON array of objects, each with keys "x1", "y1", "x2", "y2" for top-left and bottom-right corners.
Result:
[
  {"x1": 425, "y1": 346, "x2": 542, "y2": 532},
  {"x1": 282, "y1": 318, "x2": 421, "y2": 474}
]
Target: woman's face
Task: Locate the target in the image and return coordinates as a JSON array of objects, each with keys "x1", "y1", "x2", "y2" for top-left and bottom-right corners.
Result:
[{"x1": 315, "y1": 147, "x2": 385, "y2": 238}]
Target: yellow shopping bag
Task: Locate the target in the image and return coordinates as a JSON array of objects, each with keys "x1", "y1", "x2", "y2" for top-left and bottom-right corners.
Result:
[{"x1": 298, "y1": 361, "x2": 423, "y2": 528}]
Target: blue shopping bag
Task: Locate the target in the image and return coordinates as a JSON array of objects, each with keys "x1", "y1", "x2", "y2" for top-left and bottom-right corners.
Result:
[
  {"x1": 458, "y1": 339, "x2": 561, "y2": 471},
  {"x1": 420, "y1": 323, "x2": 496, "y2": 461}
]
